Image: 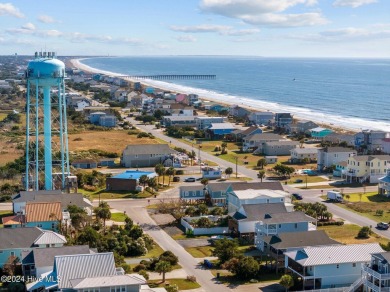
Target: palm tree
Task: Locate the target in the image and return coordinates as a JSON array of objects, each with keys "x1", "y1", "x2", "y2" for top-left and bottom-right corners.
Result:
[
  {"x1": 165, "y1": 167, "x2": 175, "y2": 186},
  {"x1": 225, "y1": 167, "x2": 233, "y2": 178},
  {"x1": 139, "y1": 175, "x2": 149, "y2": 187},
  {"x1": 221, "y1": 142, "x2": 228, "y2": 154},
  {"x1": 257, "y1": 158, "x2": 268, "y2": 169},
  {"x1": 258, "y1": 170, "x2": 266, "y2": 182},
  {"x1": 154, "y1": 164, "x2": 164, "y2": 184},
  {"x1": 95, "y1": 201, "x2": 111, "y2": 230},
  {"x1": 188, "y1": 150, "x2": 196, "y2": 166},
  {"x1": 155, "y1": 260, "x2": 172, "y2": 283}
]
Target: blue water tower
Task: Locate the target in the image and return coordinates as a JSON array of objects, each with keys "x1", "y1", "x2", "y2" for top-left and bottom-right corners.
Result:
[{"x1": 25, "y1": 52, "x2": 70, "y2": 191}]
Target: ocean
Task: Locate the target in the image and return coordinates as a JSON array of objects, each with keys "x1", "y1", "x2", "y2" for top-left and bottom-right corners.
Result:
[{"x1": 80, "y1": 56, "x2": 390, "y2": 131}]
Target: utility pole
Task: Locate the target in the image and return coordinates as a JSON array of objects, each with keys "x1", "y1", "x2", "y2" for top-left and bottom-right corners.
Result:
[
  {"x1": 199, "y1": 145, "x2": 202, "y2": 175},
  {"x1": 235, "y1": 156, "x2": 238, "y2": 178}
]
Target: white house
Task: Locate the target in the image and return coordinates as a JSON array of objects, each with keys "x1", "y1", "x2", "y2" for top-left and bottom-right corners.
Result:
[
  {"x1": 248, "y1": 111, "x2": 274, "y2": 125},
  {"x1": 227, "y1": 189, "x2": 292, "y2": 214},
  {"x1": 285, "y1": 243, "x2": 384, "y2": 290},
  {"x1": 195, "y1": 116, "x2": 226, "y2": 130},
  {"x1": 317, "y1": 147, "x2": 357, "y2": 171},
  {"x1": 290, "y1": 147, "x2": 318, "y2": 163}
]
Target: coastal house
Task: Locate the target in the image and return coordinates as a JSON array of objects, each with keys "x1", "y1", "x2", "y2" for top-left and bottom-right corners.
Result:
[
  {"x1": 26, "y1": 252, "x2": 155, "y2": 292},
  {"x1": 202, "y1": 166, "x2": 223, "y2": 180},
  {"x1": 262, "y1": 141, "x2": 300, "y2": 156},
  {"x1": 379, "y1": 170, "x2": 390, "y2": 197},
  {"x1": 228, "y1": 188, "x2": 292, "y2": 214},
  {"x1": 113, "y1": 89, "x2": 129, "y2": 102},
  {"x1": 382, "y1": 138, "x2": 390, "y2": 154},
  {"x1": 342, "y1": 155, "x2": 390, "y2": 183},
  {"x1": 231, "y1": 126, "x2": 262, "y2": 141},
  {"x1": 12, "y1": 190, "x2": 93, "y2": 216},
  {"x1": 354, "y1": 130, "x2": 390, "y2": 154},
  {"x1": 248, "y1": 111, "x2": 274, "y2": 126},
  {"x1": 98, "y1": 157, "x2": 116, "y2": 167},
  {"x1": 188, "y1": 93, "x2": 199, "y2": 105},
  {"x1": 310, "y1": 127, "x2": 333, "y2": 139},
  {"x1": 98, "y1": 114, "x2": 117, "y2": 127},
  {"x1": 121, "y1": 144, "x2": 175, "y2": 168},
  {"x1": 106, "y1": 170, "x2": 157, "y2": 191},
  {"x1": 0, "y1": 227, "x2": 66, "y2": 268},
  {"x1": 360, "y1": 251, "x2": 390, "y2": 292},
  {"x1": 229, "y1": 105, "x2": 251, "y2": 118},
  {"x1": 296, "y1": 120, "x2": 319, "y2": 134},
  {"x1": 275, "y1": 113, "x2": 293, "y2": 130},
  {"x1": 179, "y1": 185, "x2": 206, "y2": 203},
  {"x1": 324, "y1": 132, "x2": 355, "y2": 147},
  {"x1": 162, "y1": 115, "x2": 197, "y2": 127},
  {"x1": 71, "y1": 159, "x2": 98, "y2": 169},
  {"x1": 285, "y1": 243, "x2": 384, "y2": 290},
  {"x1": 22, "y1": 245, "x2": 92, "y2": 278},
  {"x1": 259, "y1": 230, "x2": 340, "y2": 273},
  {"x1": 205, "y1": 123, "x2": 236, "y2": 139},
  {"x1": 290, "y1": 147, "x2": 318, "y2": 163},
  {"x1": 229, "y1": 203, "x2": 287, "y2": 242},
  {"x1": 195, "y1": 116, "x2": 226, "y2": 130},
  {"x1": 243, "y1": 133, "x2": 284, "y2": 152},
  {"x1": 316, "y1": 147, "x2": 357, "y2": 172}
]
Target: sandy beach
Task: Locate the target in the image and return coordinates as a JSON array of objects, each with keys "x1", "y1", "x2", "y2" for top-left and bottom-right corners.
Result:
[{"x1": 70, "y1": 58, "x2": 360, "y2": 134}]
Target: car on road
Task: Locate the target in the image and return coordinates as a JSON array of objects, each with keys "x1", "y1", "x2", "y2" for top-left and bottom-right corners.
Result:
[
  {"x1": 377, "y1": 222, "x2": 389, "y2": 230},
  {"x1": 184, "y1": 177, "x2": 196, "y2": 182},
  {"x1": 294, "y1": 179, "x2": 303, "y2": 183},
  {"x1": 292, "y1": 193, "x2": 303, "y2": 200}
]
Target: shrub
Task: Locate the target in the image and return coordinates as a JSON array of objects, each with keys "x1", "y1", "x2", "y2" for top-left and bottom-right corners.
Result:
[
  {"x1": 138, "y1": 269, "x2": 149, "y2": 280},
  {"x1": 159, "y1": 251, "x2": 178, "y2": 266},
  {"x1": 187, "y1": 275, "x2": 196, "y2": 282},
  {"x1": 73, "y1": 137, "x2": 83, "y2": 141},
  {"x1": 376, "y1": 210, "x2": 384, "y2": 216},
  {"x1": 175, "y1": 170, "x2": 184, "y2": 175},
  {"x1": 133, "y1": 264, "x2": 146, "y2": 272},
  {"x1": 357, "y1": 226, "x2": 371, "y2": 239},
  {"x1": 137, "y1": 132, "x2": 150, "y2": 138}
]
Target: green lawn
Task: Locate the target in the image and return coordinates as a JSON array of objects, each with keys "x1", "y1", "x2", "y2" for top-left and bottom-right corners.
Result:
[
  {"x1": 110, "y1": 212, "x2": 127, "y2": 222},
  {"x1": 139, "y1": 243, "x2": 165, "y2": 259},
  {"x1": 343, "y1": 192, "x2": 387, "y2": 203},
  {"x1": 287, "y1": 174, "x2": 329, "y2": 185},
  {"x1": 185, "y1": 246, "x2": 214, "y2": 258},
  {"x1": 79, "y1": 188, "x2": 156, "y2": 201},
  {"x1": 148, "y1": 278, "x2": 201, "y2": 290},
  {"x1": 171, "y1": 233, "x2": 211, "y2": 240},
  {"x1": 318, "y1": 224, "x2": 388, "y2": 245}
]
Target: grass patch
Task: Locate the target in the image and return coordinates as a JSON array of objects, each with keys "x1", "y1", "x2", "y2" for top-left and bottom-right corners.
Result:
[
  {"x1": 210, "y1": 271, "x2": 280, "y2": 285},
  {"x1": 148, "y1": 278, "x2": 201, "y2": 290},
  {"x1": 110, "y1": 212, "x2": 127, "y2": 222},
  {"x1": 139, "y1": 243, "x2": 165, "y2": 259},
  {"x1": 287, "y1": 175, "x2": 328, "y2": 184},
  {"x1": 81, "y1": 188, "x2": 155, "y2": 201},
  {"x1": 185, "y1": 246, "x2": 214, "y2": 258},
  {"x1": 318, "y1": 224, "x2": 388, "y2": 245},
  {"x1": 171, "y1": 233, "x2": 211, "y2": 240}
]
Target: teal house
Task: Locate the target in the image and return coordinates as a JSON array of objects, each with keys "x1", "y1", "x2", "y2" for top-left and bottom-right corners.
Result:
[{"x1": 310, "y1": 127, "x2": 333, "y2": 139}]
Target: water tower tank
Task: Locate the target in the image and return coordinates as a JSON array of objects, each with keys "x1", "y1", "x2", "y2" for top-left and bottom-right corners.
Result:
[{"x1": 27, "y1": 57, "x2": 65, "y2": 86}]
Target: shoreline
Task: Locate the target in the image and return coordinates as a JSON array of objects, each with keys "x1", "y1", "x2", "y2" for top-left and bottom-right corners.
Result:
[{"x1": 70, "y1": 58, "x2": 384, "y2": 134}]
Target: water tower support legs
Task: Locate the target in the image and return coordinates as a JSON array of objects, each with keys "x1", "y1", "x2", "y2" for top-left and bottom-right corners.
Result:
[{"x1": 43, "y1": 86, "x2": 53, "y2": 190}]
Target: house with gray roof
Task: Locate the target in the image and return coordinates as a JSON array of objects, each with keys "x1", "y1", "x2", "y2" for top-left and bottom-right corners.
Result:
[
  {"x1": 262, "y1": 230, "x2": 340, "y2": 273},
  {"x1": 262, "y1": 140, "x2": 300, "y2": 156},
  {"x1": 12, "y1": 190, "x2": 92, "y2": 215},
  {"x1": 290, "y1": 147, "x2": 318, "y2": 163},
  {"x1": 22, "y1": 245, "x2": 92, "y2": 278},
  {"x1": 243, "y1": 133, "x2": 284, "y2": 152},
  {"x1": 361, "y1": 251, "x2": 390, "y2": 292},
  {"x1": 0, "y1": 227, "x2": 66, "y2": 268},
  {"x1": 285, "y1": 243, "x2": 384, "y2": 290},
  {"x1": 121, "y1": 144, "x2": 175, "y2": 168},
  {"x1": 317, "y1": 146, "x2": 357, "y2": 171},
  {"x1": 26, "y1": 252, "x2": 163, "y2": 292},
  {"x1": 230, "y1": 203, "x2": 288, "y2": 241}
]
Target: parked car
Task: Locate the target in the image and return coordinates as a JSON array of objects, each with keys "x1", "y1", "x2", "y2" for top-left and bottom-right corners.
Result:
[
  {"x1": 294, "y1": 179, "x2": 303, "y2": 183},
  {"x1": 184, "y1": 177, "x2": 196, "y2": 182},
  {"x1": 173, "y1": 176, "x2": 180, "y2": 182},
  {"x1": 377, "y1": 222, "x2": 389, "y2": 230},
  {"x1": 292, "y1": 193, "x2": 303, "y2": 200}
]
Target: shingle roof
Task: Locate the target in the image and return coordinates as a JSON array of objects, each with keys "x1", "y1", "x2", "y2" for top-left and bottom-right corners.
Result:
[
  {"x1": 322, "y1": 147, "x2": 357, "y2": 153},
  {"x1": 263, "y1": 230, "x2": 340, "y2": 250},
  {"x1": 123, "y1": 144, "x2": 174, "y2": 155},
  {"x1": 208, "y1": 181, "x2": 284, "y2": 192},
  {"x1": 209, "y1": 123, "x2": 236, "y2": 130},
  {"x1": 291, "y1": 147, "x2": 318, "y2": 154},
  {"x1": 70, "y1": 274, "x2": 145, "y2": 289},
  {"x1": 55, "y1": 253, "x2": 117, "y2": 289},
  {"x1": 265, "y1": 141, "x2": 299, "y2": 146},
  {"x1": 26, "y1": 202, "x2": 62, "y2": 223},
  {"x1": 246, "y1": 133, "x2": 283, "y2": 141},
  {"x1": 2, "y1": 214, "x2": 25, "y2": 225},
  {"x1": 0, "y1": 227, "x2": 43, "y2": 249},
  {"x1": 180, "y1": 185, "x2": 205, "y2": 192},
  {"x1": 25, "y1": 245, "x2": 92, "y2": 268},
  {"x1": 262, "y1": 211, "x2": 314, "y2": 224},
  {"x1": 284, "y1": 243, "x2": 383, "y2": 266},
  {"x1": 232, "y1": 203, "x2": 287, "y2": 221}
]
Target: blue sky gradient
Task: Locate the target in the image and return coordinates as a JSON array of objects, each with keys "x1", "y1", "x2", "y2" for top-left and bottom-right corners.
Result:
[{"x1": 0, "y1": 0, "x2": 389, "y2": 57}]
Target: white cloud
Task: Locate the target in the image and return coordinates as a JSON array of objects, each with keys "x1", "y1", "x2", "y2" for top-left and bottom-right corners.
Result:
[
  {"x1": 175, "y1": 35, "x2": 197, "y2": 42},
  {"x1": 333, "y1": 0, "x2": 377, "y2": 8},
  {"x1": 0, "y1": 3, "x2": 24, "y2": 18},
  {"x1": 170, "y1": 24, "x2": 260, "y2": 36},
  {"x1": 199, "y1": 0, "x2": 328, "y2": 27},
  {"x1": 21, "y1": 23, "x2": 36, "y2": 31},
  {"x1": 38, "y1": 14, "x2": 57, "y2": 23},
  {"x1": 37, "y1": 30, "x2": 62, "y2": 37}
]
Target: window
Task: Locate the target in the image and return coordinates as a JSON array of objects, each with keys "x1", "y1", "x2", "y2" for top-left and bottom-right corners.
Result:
[
  {"x1": 294, "y1": 223, "x2": 298, "y2": 229},
  {"x1": 352, "y1": 263, "x2": 356, "y2": 267},
  {"x1": 336, "y1": 264, "x2": 339, "y2": 269},
  {"x1": 10, "y1": 251, "x2": 15, "y2": 256},
  {"x1": 278, "y1": 224, "x2": 281, "y2": 228}
]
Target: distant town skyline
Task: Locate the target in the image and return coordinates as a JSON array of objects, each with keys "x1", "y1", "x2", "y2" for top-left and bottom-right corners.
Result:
[{"x1": 0, "y1": 0, "x2": 389, "y2": 58}]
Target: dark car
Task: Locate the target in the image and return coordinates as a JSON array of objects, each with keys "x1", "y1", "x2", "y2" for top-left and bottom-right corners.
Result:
[
  {"x1": 377, "y1": 222, "x2": 389, "y2": 230},
  {"x1": 184, "y1": 177, "x2": 196, "y2": 182},
  {"x1": 294, "y1": 179, "x2": 303, "y2": 183},
  {"x1": 173, "y1": 176, "x2": 180, "y2": 182},
  {"x1": 292, "y1": 193, "x2": 303, "y2": 200}
]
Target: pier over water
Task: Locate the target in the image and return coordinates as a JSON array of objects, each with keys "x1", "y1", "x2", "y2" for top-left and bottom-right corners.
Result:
[{"x1": 121, "y1": 74, "x2": 216, "y2": 80}]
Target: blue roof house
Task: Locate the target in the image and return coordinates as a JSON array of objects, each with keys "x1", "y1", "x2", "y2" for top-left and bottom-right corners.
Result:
[
  {"x1": 311, "y1": 127, "x2": 333, "y2": 140},
  {"x1": 206, "y1": 123, "x2": 236, "y2": 139},
  {"x1": 210, "y1": 104, "x2": 228, "y2": 112}
]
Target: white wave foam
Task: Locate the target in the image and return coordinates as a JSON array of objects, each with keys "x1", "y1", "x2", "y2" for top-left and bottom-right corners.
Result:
[{"x1": 76, "y1": 58, "x2": 390, "y2": 132}]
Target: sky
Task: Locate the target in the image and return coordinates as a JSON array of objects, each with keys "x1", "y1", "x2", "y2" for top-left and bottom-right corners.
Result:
[{"x1": 0, "y1": 0, "x2": 389, "y2": 58}]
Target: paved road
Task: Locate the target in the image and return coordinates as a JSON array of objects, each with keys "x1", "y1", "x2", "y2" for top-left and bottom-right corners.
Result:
[{"x1": 107, "y1": 200, "x2": 232, "y2": 292}]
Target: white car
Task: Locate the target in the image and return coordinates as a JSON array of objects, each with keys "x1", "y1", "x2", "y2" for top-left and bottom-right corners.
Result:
[{"x1": 184, "y1": 177, "x2": 196, "y2": 182}]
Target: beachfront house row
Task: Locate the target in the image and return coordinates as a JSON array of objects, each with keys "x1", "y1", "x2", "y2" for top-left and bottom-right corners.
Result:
[
  {"x1": 261, "y1": 141, "x2": 300, "y2": 156},
  {"x1": 259, "y1": 230, "x2": 340, "y2": 274},
  {"x1": 230, "y1": 203, "x2": 287, "y2": 242},
  {"x1": 284, "y1": 243, "x2": 384, "y2": 290},
  {"x1": 296, "y1": 120, "x2": 319, "y2": 134},
  {"x1": 231, "y1": 126, "x2": 263, "y2": 141},
  {"x1": 243, "y1": 133, "x2": 284, "y2": 152},
  {"x1": 0, "y1": 227, "x2": 66, "y2": 268},
  {"x1": 342, "y1": 155, "x2": 390, "y2": 183},
  {"x1": 113, "y1": 89, "x2": 129, "y2": 102},
  {"x1": 290, "y1": 147, "x2": 318, "y2": 163},
  {"x1": 275, "y1": 113, "x2": 293, "y2": 130},
  {"x1": 310, "y1": 127, "x2": 333, "y2": 140},
  {"x1": 195, "y1": 116, "x2": 226, "y2": 130},
  {"x1": 229, "y1": 105, "x2": 251, "y2": 118},
  {"x1": 360, "y1": 251, "x2": 390, "y2": 292},
  {"x1": 323, "y1": 132, "x2": 355, "y2": 147},
  {"x1": 106, "y1": 170, "x2": 157, "y2": 191},
  {"x1": 26, "y1": 252, "x2": 162, "y2": 292},
  {"x1": 354, "y1": 130, "x2": 390, "y2": 154},
  {"x1": 316, "y1": 147, "x2": 357, "y2": 172},
  {"x1": 121, "y1": 144, "x2": 175, "y2": 168},
  {"x1": 248, "y1": 111, "x2": 275, "y2": 126},
  {"x1": 162, "y1": 115, "x2": 196, "y2": 127}
]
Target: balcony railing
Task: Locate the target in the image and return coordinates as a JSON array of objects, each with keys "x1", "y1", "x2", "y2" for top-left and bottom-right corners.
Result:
[{"x1": 363, "y1": 265, "x2": 390, "y2": 280}]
